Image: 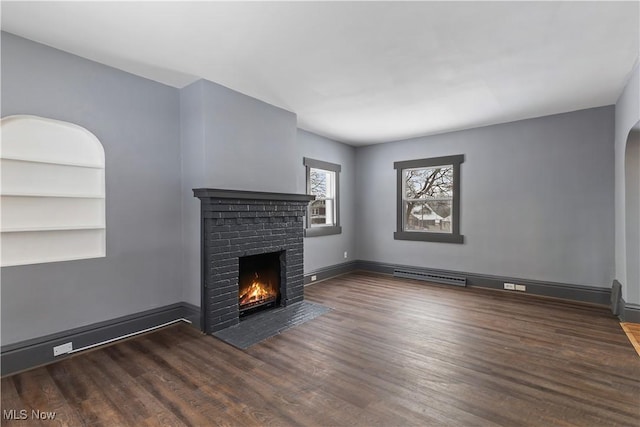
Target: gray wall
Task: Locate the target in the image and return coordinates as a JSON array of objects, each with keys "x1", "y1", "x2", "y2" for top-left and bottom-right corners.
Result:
[
  {"x1": 179, "y1": 81, "x2": 206, "y2": 310},
  {"x1": 180, "y1": 79, "x2": 299, "y2": 306},
  {"x1": 1, "y1": 33, "x2": 182, "y2": 345},
  {"x1": 296, "y1": 130, "x2": 357, "y2": 273},
  {"x1": 355, "y1": 107, "x2": 615, "y2": 288},
  {"x1": 625, "y1": 130, "x2": 640, "y2": 304},
  {"x1": 615, "y1": 61, "x2": 640, "y2": 304}
]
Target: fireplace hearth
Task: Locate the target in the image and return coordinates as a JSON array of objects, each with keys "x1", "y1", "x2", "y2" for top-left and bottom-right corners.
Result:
[{"x1": 194, "y1": 189, "x2": 314, "y2": 334}]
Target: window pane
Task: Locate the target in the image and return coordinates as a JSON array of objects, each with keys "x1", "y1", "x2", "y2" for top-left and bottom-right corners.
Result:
[
  {"x1": 310, "y1": 198, "x2": 334, "y2": 226},
  {"x1": 310, "y1": 168, "x2": 334, "y2": 198},
  {"x1": 404, "y1": 166, "x2": 453, "y2": 200},
  {"x1": 403, "y1": 200, "x2": 453, "y2": 233}
]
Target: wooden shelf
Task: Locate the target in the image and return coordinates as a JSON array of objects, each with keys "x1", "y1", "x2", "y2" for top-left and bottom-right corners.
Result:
[
  {"x1": 0, "y1": 156, "x2": 103, "y2": 169},
  {"x1": 0, "y1": 193, "x2": 105, "y2": 199}
]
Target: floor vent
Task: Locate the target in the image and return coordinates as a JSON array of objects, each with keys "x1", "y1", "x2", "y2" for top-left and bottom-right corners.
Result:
[{"x1": 393, "y1": 269, "x2": 467, "y2": 287}]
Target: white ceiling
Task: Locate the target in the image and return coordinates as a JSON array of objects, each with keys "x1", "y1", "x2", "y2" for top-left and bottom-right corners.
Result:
[{"x1": 2, "y1": 1, "x2": 639, "y2": 146}]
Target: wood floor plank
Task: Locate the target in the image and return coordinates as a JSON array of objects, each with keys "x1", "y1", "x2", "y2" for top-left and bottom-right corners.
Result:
[
  {"x1": 101, "y1": 344, "x2": 189, "y2": 426},
  {"x1": 2, "y1": 272, "x2": 639, "y2": 426},
  {"x1": 621, "y1": 322, "x2": 640, "y2": 356}
]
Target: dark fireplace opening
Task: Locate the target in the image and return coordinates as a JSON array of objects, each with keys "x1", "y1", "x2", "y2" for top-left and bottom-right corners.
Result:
[{"x1": 238, "y1": 251, "x2": 283, "y2": 317}]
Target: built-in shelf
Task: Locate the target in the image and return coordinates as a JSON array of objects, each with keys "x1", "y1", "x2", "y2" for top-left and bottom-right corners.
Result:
[
  {"x1": 0, "y1": 155, "x2": 104, "y2": 169},
  {"x1": 1, "y1": 115, "x2": 106, "y2": 267}
]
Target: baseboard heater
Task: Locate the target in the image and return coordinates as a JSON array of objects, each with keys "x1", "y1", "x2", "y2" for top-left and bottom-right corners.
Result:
[{"x1": 393, "y1": 269, "x2": 467, "y2": 287}]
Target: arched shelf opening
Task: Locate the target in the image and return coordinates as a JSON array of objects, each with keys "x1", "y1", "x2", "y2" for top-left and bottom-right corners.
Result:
[{"x1": 1, "y1": 115, "x2": 105, "y2": 266}]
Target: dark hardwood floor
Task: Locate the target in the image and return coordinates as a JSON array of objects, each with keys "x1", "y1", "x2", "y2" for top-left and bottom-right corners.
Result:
[{"x1": 2, "y1": 272, "x2": 639, "y2": 426}]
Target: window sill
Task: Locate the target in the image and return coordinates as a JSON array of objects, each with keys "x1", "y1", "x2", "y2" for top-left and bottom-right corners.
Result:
[
  {"x1": 305, "y1": 226, "x2": 342, "y2": 238},
  {"x1": 394, "y1": 231, "x2": 464, "y2": 244}
]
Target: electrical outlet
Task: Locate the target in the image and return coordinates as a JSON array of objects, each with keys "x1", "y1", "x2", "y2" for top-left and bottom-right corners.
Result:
[
  {"x1": 515, "y1": 284, "x2": 526, "y2": 292},
  {"x1": 344, "y1": 251, "x2": 348, "y2": 259},
  {"x1": 311, "y1": 275, "x2": 317, "y2": 282},
  {"x1": 53, "y1": 342, "x2": 73, "y2": 357},
  {"x1": 503, "y1": 283, "x2": 515, "y2": 290}
]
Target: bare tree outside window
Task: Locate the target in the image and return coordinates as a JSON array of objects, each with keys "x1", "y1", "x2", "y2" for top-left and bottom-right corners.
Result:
[
  {"x1": 403, "y1": 166, "x2": 453, "y2": 233},
  {"x1": 310, "y1": 168, "x2": 326, "y2": 195}
]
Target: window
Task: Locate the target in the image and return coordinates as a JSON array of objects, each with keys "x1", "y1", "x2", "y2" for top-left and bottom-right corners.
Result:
[
  {"x1": 394, "y1": 155, "x2": 464, "y2": 243},
  {"x1": 0, "y1": 115, "x2": 106, "y2": 266},
  {"x1": 304, "y1": 157, "x2": 341, "y2": 237}
]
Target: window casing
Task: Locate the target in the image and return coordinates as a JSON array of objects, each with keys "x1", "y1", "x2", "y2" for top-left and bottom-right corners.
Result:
[
  {"x1": 304, "y1": 157, "x2": 341, "y2": 237},
  {"x1": 394, "y1": 155, "x2": 464, "y2": 244}
]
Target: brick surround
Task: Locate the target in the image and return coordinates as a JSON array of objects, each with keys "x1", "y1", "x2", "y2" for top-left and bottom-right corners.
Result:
[{"x1": 194, "y1": 189, "x2": 314, "y2": 333}]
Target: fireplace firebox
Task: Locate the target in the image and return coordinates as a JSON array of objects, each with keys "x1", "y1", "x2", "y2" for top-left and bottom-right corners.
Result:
[{"x1": 238, "y1": 251, "x2": 282, "y2": 316}]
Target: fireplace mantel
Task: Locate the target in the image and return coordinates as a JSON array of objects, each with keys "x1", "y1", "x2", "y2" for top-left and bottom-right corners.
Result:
[{"x1": 193, "y1": 188, "x2": 315, "y2": 203}]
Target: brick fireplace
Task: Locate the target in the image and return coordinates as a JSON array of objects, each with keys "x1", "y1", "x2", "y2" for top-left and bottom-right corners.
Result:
[{"x1": 193, "y1": 189, "x2": 314, "y2": 334}]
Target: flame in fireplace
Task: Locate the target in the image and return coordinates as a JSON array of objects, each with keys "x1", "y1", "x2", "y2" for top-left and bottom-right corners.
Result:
[{"x1": 239, "y1": 273, "x2": 276, "y2": 306}]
